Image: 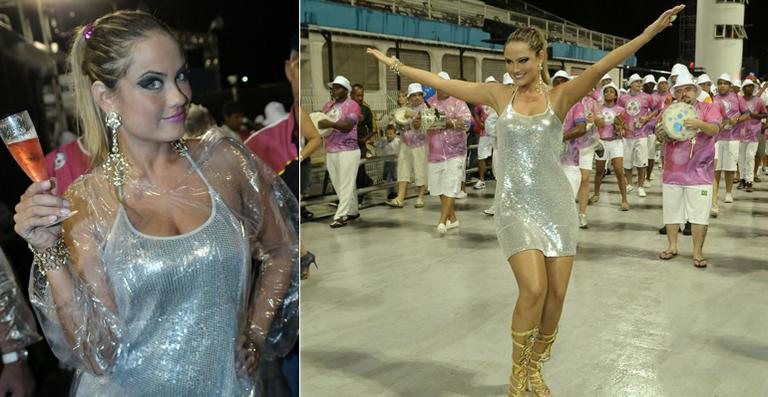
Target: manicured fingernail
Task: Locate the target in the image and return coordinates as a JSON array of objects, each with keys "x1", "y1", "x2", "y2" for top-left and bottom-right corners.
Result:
[
  {"x1": 60, "y1": 208, "x2": 71, "y2": 216},
  {"x1": 42, "y1": 180, "x2": 50, "y2": 189},
  {"x1": 48, "y1": 215, "x2": 58, "y2": 222}
]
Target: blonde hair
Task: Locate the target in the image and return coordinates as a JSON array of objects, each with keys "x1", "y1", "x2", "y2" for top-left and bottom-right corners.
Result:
[
  {"x1": 69, "y1": 10, "x2": 178, "y2": 168},
  {"x1": 505, "y1": 26, "x2": 551, "y2": 86}
]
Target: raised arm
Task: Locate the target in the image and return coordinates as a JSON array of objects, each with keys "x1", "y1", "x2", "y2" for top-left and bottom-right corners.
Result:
[
  {"x1": 552, "y1": 5, "x2": 685, "y2": 117},
  {"x1": 299, "y1": 106, "x2": 322, "y2": 160},
  {"x1": 367, "y1": 48, "x2": 508, "y2": 112}
]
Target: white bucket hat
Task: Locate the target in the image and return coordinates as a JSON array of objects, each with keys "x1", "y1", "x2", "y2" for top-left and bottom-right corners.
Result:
[
  {"x1": 327, "y1": 75, "x2": 352, "y2": 92},
  {"x1": 502, "y1": 72, "x2": 513, "y2": 85},
  {"x1": 670, "y1": 63, "x2": 689, "y2": 78},
  {"x1": 696, "y1": 74, "x2": 712, "y2": 85},
  {"x1": 601, "y1": 73, "x2": 612, "y2": 82},
  {"x1": 484, "y1": 76, "x2": 497, "y2": 83},
  {"x1": 262, "y1": 101, "x2": 288, "y2": 126},
  {"x1": 671, "y1": 73, "x2": 701, "y2": 96},
  {"x1": 717, "y1": 73, "x2": 732, "y2": 85},
  {"x1": 552, "y1": 70, "x2": 572, "y2": 81},
  {"x1": 437, "y1": 71, "x2": 450, "y2": 80},
  {"x1": 602, "y1": 82, "x2": 620, "y2": 97},
  {"x1": 658, "y1": 76, "x2": 668, "y2": 84},
  {"x1": 407, "y1": 83, "x2": 424, "y2": 97},
  {"x1": 732, "y1": 79, "x2": 741, "y2": 89},
  {"x1": 643, "y1": 74, "x2": 656, "y2": 85},
  {"x1": 742, "y1": 79, "x2": 756, "y2": 89},
  {"x1": 627, "y1": 73, "x2": 643, "y2": 85}
]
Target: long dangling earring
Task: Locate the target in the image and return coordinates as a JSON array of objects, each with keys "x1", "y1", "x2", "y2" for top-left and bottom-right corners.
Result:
[
  {"x1": 536, "y1": 64, "x2": 545, "y2": 94},
  {"x1": 104, "y1": 111, "x2": 128, "y2": 188}
]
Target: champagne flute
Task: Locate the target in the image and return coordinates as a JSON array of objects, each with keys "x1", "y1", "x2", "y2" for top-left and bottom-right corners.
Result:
[{"x1": 0, "y1": 110, "x2": 78, "y2": 225}]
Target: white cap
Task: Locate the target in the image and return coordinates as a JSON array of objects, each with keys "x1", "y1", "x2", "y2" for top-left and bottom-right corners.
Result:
[
  {"x1": 732, "y1": 79, "x2": 741, "y2": 88},
  {"x1": 552, "y1": 70, "x2": 572, "y2": 81},
  {"x1": 327, "y1": 75, "x2": 352, "y2": 91},
  {"x1": 643, "y1": 74, "x2": 656, "y2": 85},
  {"x1": 696, "y1": 74, "x2": 712, "y2": 85},
  {"x1": 672, "y1": 73, "x2": 701, "y2": 96},
  {"x1": 670, "y1": 63, "x2": 689, "y2": 77},
  {"x1": 717, "y1": 73, "x2": 732, "y2": 85},
  {"x1": 503, "y1": 72, "x2": 514, "y2": 85},
  {"x1": 627, "y1": 74, "x2": 642, "y2": 85},
  {"x1": 742, "y1": 79, "x2": 756, "y2": 88},
  {"x1": 484, "y1": 76, "x2": 497, "y2": 83},
  {"x1": 601, "y1": 73, "x2": 612, "y2": 82},
  {"x1": 407, "y1": 83, "x2": 424, "y2": 97},
  {"x1": 254, "y1": 114, "x2": 265, "y2": 124},
  {"x1": 263, "y1": 101, "x2": 288, "y2": 126},
  {"x1": 657, "y1": 76, "x2": 668, "y2": 84},
  {"x1": 437, "y1": 71, "x2": 450, "y2": 80},
  {"x1": 619, "y1": 88, "x2": 628, "y2": 95},
  {"x1": 602, "y1": 82, "x2": 619, "y2": 95}
]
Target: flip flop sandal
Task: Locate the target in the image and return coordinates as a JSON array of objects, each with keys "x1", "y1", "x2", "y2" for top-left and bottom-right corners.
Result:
[
  {"x1": 659, "y1": 250, "x2": 678, "y2": 260},
  {"x1": 693, "y1": 258, "x2": 708, "y2": 268}
]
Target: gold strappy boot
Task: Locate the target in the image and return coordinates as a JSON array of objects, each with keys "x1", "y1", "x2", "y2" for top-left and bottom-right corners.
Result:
[
  {"x1": 508, "y1": 327, "x2": 537, "y2": 397},
  {"x1": 527, "y1": 328, "x2": 558, "y2": 397}
]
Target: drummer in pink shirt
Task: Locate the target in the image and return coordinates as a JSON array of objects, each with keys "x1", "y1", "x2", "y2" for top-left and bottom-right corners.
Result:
[
  {"x1": 737, "y1": 79, "x2": 768, "y2": 192},
  {"x1": 618, "y1": 73, "x2": 659, "y2": 197},
  {"x1": 317, "y1": 75, "x2": 362, "y2": 228},
  {"x1": 712, "y1": 73, "x2": 748, "y2": 210},
  {"x1": 592, "y1": 82, "x2": 630, "y2": 210},
  {"x1": 426, "y1": 71, "x2": 472, "y2": 235},
  {"x1": 657, "y1": 74, "x2": 721, "y2": 268}
]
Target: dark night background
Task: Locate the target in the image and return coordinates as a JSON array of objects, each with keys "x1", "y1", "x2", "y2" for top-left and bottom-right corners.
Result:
[{"x1": 506, "y1": 0, "x2": 767, "y2": 76}]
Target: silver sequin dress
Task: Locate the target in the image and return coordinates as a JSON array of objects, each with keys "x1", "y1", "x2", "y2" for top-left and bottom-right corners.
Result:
[
  {"x1": 75, "y1": 161, "x2": 252, "y2": 396},
  {"x1": 494, "y1": 92, "x2": 578, "y2": 258}
]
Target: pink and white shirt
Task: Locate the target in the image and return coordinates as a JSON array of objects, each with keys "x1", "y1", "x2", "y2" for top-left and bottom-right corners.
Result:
[
  {"x1": 322, "y1": 97, "x2": 360, "y2": 153},
  {"x1": 596, "y1": 103, "x2": 627, "y2": 140},
  {"x1": 401, "y1": 102, "x2": 428, "y2": 148},
  {"x1": 574, "y1": 96, "x2": 600, "y2": 150},
  {"x1": 740, "y1": 96, "x2": 766, "y2": 142},
  {"x1": 618, "y1": 91, "x2": 657, "y2": 139},
  {"x1": 713, "y1": 92, "x2": 747, "y2": 141},
  {"x1": 426, "y1": 96, "x2": 471, "y2": 163},
  {"x1": 662, "y1": 102, "x2": 722, "y2": 186},
  {"x1": 561, "y1": 102, "x2": 586, "y2": 166}
]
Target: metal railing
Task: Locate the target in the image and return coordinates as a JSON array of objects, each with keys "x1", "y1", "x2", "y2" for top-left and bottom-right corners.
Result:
[{"x1": 335, "y1": 0, "x2": 629, "y2": 51}]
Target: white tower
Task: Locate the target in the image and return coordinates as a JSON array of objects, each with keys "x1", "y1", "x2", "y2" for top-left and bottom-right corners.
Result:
[{"x1": 695, "y1": 0, "x2": 746, "y2": 80}]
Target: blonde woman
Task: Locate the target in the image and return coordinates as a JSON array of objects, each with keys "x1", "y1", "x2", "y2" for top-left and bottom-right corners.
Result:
[{"x1": 368, "y1": 5, "x2": 684, "y2": 396}]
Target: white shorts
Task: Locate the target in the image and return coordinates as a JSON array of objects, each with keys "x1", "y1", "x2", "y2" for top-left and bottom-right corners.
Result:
[
  {"x1": 579, "y1": 147, "x2": 594, "y2": 170},
  {"x1": 562, "y1": 165, "x2": 581, "y2": 199},
  {"x1": 595, "y1": 139, "x2": 624, "y2": 161},
  {"x1": 662, "y1": 184, "x2": 712, "y2": 226},
  {"x1": 478, "y1": 135, "x2": 494, "y2": 160},
  {"x1": 715, "y1": 140, "x2": 739, "y2": 171},
  {"x1": 397, "y1": 144, "x2": 428, "y2": 186},
  {"x1": 647, "y1": 135, "x2": 657, "y2": 161},
  {"x1": 623, "y1": 137, "x2": 648, "y2": 168},
  {"x1": 428, "y1": 157, "x2": 466, "y2": 197}
]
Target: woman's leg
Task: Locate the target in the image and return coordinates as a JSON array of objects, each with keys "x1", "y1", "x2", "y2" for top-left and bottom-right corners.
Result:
[
  {"x1": 612, "y1": 157, "x2": 628, "y2": 206},
  {"x1": 507, "y1": 250, "x2": 548, "y2": 396},
  {"x1": 526, "y1": 256, "x2": 574, "y2": 396},
  {"x1": 578, "y1": 169, "x2": 590, "y2": 215},
  {"x1": 593, "y1": 159, "x2": 605, "y2": 200}
]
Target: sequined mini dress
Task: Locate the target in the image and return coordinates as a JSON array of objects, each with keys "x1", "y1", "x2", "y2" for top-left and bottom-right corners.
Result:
[
  {"x1": 75, "y1": 156, "x2": 252, "y2": 396},
  {"x1": 494, "y1": 90, "x2": 578, "y2": 258}
]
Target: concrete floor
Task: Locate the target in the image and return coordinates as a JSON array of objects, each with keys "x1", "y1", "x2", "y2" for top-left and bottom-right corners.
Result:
[{"x1": 300, "y1": 172, "x2": 768, "y2": 397}]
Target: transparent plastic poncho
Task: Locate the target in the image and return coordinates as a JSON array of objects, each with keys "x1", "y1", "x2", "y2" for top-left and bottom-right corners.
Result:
[
  {"x1": 29, "y1": 130, "x2": 298, "y2": 396},
  {"x1": 0, "y1": 248, "x2": 42, "y2": 352}
]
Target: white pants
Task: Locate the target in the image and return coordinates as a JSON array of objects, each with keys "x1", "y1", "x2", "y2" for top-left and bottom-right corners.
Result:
[
  {"x1": 647, "y1": 135, "x2": 657, "y2": 161},
  {"x1": 397, "y1": 145, "x2": 428, "y2": 186},
  {"x1": 623, "y1": 137, "x2": 648, "y2": 168},
  {"x1": 662, "y1": 184, "x2": 712, "y2": 225},
  {"x1": 738, "y1": 141, "x2": 759, "y2": 182},
  {"x1": 326, "y1": 149, "x2": 360, "y2": 220},
  {"x1": 428, "y1": 157, "x2": 465, "y2": 197},
  {"x1": 478, "y1": 135, "x2": 494, "y2": 160},
  {"x1": 562, "y1": 165, "x2": 581, "y2": 199},
  {"x1": 715, "y1": 140, "x2": 739, "y2": 171}
]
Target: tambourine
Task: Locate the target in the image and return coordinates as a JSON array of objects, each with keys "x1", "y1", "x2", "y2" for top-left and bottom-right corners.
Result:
[
  {"x1": 419, "y1": 108, "x2": 447, "y2": 130},
  {"x1": 660, "y1": 102, "x2": 698, "y2": 141},
  {"x1": 393, "y1": 107, "x2": 417, "y2": 127}
]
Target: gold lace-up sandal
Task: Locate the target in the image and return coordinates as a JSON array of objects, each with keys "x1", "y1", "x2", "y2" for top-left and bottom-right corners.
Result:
[
  {"x1": 527, "y1": 328, "x2": 558, "y2": 397},
  {"x1": 508, "y1": 327, "x2": 538, "y2": 397}
]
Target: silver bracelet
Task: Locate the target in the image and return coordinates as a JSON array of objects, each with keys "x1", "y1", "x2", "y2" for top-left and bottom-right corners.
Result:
[{"x1": 29, "y1": 237, "x2": 69, "y2": 275}]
